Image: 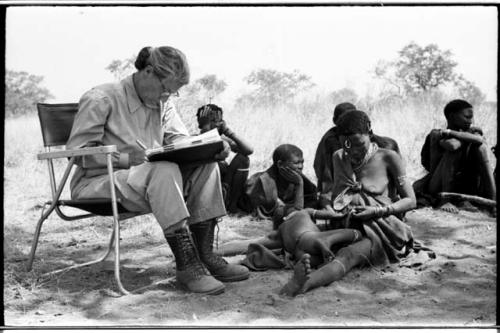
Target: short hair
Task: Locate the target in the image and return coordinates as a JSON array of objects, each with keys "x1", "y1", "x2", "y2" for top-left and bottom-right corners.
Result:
[
  {"x1": 443, "y1": 99, "x2": 473, "y2": 119},
  {"x1": 336, "y1": 110, "x2": 371, "y2": 136},
  {"x1": 196, "y1": 104, "x2": 223, "y2": 128},
  {"x1": 272, "y1": 144, "x2": 303, "y2": 165},
  {"x1": 134, "y1": 46, "x2": 190, "y2": 85},
  {"x1": 333, "y1": 102, "x2": 356, "y2": 124}
]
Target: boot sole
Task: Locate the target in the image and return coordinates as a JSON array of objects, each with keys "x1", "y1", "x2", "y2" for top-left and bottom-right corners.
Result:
[
  {"x1": 177, "y1": 281, "x2": 226, "y2": 295},
  {"x1": 213, "y1": 271, "x2": 250, "y2": 282}
]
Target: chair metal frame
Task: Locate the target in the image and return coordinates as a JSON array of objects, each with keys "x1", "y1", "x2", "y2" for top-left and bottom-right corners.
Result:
[{"x1": 27, "y1": 103, "x2": 139, "y2": 295}]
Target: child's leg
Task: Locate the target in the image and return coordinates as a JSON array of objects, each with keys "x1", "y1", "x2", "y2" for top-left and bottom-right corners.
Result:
[
  {"x1": 281, "y1": 237, "x2": 372, "y2": 296},
  {"x1": 298, "y1": 229, "x2": 362, "y2": 265},
  {"x1": 224, "y1": 154, "x2": 250, "y2": 213},
  {"x1": 317, "y1": 228, "x2": 362, "y2": 251},
  {"x1": 214, "y1": 230, "x2": 282, "y2": 256}
]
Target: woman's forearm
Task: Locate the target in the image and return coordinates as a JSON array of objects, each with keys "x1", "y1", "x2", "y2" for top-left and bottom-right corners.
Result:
[
  {"x1": 293, "y1": 182, "x2": 304, "y2": 210},
  {"x1": 385, "y1": 197, "x2": 415, "y2": 216}
]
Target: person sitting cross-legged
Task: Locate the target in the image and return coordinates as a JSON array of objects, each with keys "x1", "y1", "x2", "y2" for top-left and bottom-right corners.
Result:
[{"x1": 313, "y1": 102, "x2": 401, "y2": 197}]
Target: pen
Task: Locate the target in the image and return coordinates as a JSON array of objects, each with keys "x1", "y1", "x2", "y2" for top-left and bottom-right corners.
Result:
[{"x1": 136, "y1": 139, "x2": 148, "y2": 151}]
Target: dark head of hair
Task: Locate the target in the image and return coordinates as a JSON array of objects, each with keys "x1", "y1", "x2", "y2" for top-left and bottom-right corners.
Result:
[
  {"x1": 196, "y1": 104, "x2": 223, "y2": 128},
  {"x1": 272, "y1": 144, "x2": 303, "y2": 165},
  {"x1": 134, "y1": 46, "x2": 153, "y2": 71},
  {"x1": 134, "y1": 46, "x2": 190, "y2": 85},
  {"x1": 336, "y1": 110, "x2": 372, "y2": 136},
  {"x1": 443, "y1": 99, "x2": 473, "y2": 119},
  {"x1": 333, "y1": 102, "x2": 356, "y2": 124}
]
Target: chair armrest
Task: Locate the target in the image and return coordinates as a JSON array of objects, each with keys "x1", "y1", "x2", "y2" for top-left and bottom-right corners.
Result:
[{"x1": 37, "y1": 145, "x2": 118, "y2": 160}]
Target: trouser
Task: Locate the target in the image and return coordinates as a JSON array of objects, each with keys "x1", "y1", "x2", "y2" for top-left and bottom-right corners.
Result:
[{"x1": 71, "y1": 161, "x2": 226, "y2": 229}]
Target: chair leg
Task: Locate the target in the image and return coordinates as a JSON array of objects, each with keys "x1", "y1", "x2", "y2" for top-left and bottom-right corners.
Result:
[
  {"x1": 39, "y1": 225, "x2": 116, "y2": 277},
  {"x1": 26, "y1": 203, "x2": 53, "y2": 271},
  {"x1": 106, "y1": 154, "x2": 130, "y2": 295},
  {"x1": 112, "y1": 216, "x2": 130, "y2": 295}
]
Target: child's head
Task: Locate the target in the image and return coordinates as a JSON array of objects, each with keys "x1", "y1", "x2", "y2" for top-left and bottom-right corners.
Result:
[
  {"x1": 336, "y1": 110, "x2": 372, "y2": 165},
  {"x1": 333, "y1": 102, "x2": 356, "y2": 125},
  {"x1": 443, "y1": 99, "x2": 474, "y2": 131},
  {"x1": 196, "y1": 104, "x2": 223, "y2": 133},
  {"x1": 272, "y1": 144, "x2": 304, "y2": 173}
]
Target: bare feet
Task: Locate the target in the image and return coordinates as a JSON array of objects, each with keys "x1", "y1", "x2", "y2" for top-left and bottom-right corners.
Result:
[
  {"x1": 279, "y1": 254, "x2": 311, "y2": 297},
  {"x1": 488, "y1": 206, "x2": 496, "y2": 217},
  {"x1": 457, "y1": 200, "x2": 479, "y2": 212},
  {"x1": 439, "y1": 202, "x2": 459, "y2": 214}
]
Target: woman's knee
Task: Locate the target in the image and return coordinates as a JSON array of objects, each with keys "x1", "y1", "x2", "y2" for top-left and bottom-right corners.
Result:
[
  {"x1": 475, "y1": 143, "x2": 490, "y2": 161},
  {"x1": 150, "y1": 161, "x2": 182, "y2": 179}
]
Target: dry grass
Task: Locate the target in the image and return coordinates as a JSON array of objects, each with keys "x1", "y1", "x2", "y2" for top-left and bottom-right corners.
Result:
[{"x1": 3, "y1": 92, "x2": 497, "y2": 325}]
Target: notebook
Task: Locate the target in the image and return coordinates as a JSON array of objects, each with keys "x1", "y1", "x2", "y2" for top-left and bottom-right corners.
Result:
[{"x1": 146, "y1": 129, "x2": 224, "y2": 164}]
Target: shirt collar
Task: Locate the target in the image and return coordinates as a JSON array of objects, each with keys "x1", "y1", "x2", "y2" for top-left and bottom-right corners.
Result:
[{"x1": 123, "y1": 74, "x2": 143, "y2": 113}]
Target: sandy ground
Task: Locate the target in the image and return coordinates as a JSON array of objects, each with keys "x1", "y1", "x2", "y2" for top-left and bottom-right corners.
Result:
[{"x1": 4, "y1": 206, "x2": 496, "y2": 327}]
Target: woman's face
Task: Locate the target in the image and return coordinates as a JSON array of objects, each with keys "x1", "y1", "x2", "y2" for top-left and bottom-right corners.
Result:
[
  {"x1": 141, "y1": 66, "x2": 183, "y2": 108},
  {"x1": 341, "y1": 133, "x2": 371, "y2": 165}
]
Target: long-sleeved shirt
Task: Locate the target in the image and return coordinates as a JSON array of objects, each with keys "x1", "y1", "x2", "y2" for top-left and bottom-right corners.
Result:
[{"x1": 67, "y1": 74, "x2": 189, "y2": 187}]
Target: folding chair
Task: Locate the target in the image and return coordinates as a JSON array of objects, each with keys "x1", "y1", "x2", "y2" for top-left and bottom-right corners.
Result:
[{"x1": 26, "y1": 103, "x2": 142, "y2": 295}]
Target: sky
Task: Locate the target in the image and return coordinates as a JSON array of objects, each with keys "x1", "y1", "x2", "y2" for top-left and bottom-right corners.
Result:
[{"x1": 5, "y1": 5, "x2": 498, "y2": 102}]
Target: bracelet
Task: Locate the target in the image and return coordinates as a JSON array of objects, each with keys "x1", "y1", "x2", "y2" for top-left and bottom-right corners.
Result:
[
  {"x1": 312, "y1": 209, "x2": 317, "y2": 219},
  {"x1": 224, "y1": 128, "x2": 235, "y2": 137},
  {"x1": 374, "y1": 206, "x2": 387, "y2": 218},
  {"x1": 442, "y1": 129, "x2": 451, "y2": 137}
]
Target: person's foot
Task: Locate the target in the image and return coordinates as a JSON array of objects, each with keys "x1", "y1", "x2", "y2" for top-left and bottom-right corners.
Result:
[
  {"x1": 439, "y1": 202, "x2": 459, "y2": 214},
  {"x1": 457, "y1": 200, "x2": 479, "y2": 212},
  {"x1": 487, "y1": 206, "x2": 496, "y2": 217},
  {"x1": 279, "y1": 254, "x2": 311, "y2": 297}
]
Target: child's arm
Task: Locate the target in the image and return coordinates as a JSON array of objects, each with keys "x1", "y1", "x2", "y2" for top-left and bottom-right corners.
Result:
[
  {"x1": 218, "y1": 121, "x2": 254, "y2": 156},
  {"x1": 279, "y1": 166, "x2": 305, "y2": 213}
]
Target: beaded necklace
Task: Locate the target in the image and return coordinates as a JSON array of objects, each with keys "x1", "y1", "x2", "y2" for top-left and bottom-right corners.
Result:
[{"x1": 351, "y1": 142, "x2": 379, "y2": 172}]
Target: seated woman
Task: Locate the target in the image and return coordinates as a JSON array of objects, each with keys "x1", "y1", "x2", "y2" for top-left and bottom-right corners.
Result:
[
  {"x1": 313, "y1": 102, "x2": 401, "y2": 195},
  {"x1": 280, "y1": 110, "x2": 416, "y2": 296},
  {"x1": 197, "y1": 104, "x2": 254, "y2": 213},
  {"x1": 241, "y1": 144, "x2": 318, "y2": 229}
]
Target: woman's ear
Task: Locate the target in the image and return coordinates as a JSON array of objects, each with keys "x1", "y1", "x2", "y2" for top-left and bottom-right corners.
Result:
[{"x1": 276, "y1": 160, "x2": 284, "y2": 168}]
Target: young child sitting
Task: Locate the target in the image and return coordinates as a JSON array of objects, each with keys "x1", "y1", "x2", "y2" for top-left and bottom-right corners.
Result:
[
  {"x1": 413, "y1": 99, "x2": 496, "y2": 214},
  {"x1": 197, "y1": 104, "x2": 254, "y2": 213},
  {"x1": 243, "y1": 144, "x2": 318, "y2": 229}
]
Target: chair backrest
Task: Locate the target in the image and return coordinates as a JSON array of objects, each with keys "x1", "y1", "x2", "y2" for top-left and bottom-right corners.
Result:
[{"x1": 37, "y1": 103, "x2": 79, "y2": 147}]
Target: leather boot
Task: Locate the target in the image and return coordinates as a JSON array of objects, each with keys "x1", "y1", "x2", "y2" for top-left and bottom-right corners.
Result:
[
  {"x1": 190, "y1": 220, "x2": 250, "y2": 282},
  {"x1": 165, "y1": 228, "x2": 225, "y2": 295}
]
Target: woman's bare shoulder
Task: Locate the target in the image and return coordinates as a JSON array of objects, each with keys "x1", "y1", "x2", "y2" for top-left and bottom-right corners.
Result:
[{"x1": 377, "y1": 147, "x2": 402, "y2": 164}]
